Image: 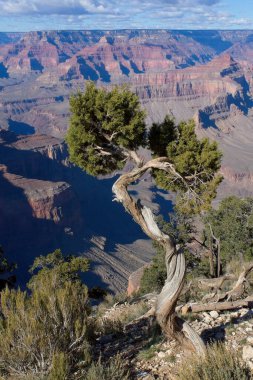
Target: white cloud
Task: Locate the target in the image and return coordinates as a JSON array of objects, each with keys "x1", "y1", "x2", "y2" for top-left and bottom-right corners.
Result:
[
  {"x1": 0, "y1": 0, "x2": 222, "y2": 16},
  {"x1": 0, "y1": 0, "x2": 252, "y2": 31},
  {"x1": 0, "y1": 0, "x2": 108, "y2": 15}
]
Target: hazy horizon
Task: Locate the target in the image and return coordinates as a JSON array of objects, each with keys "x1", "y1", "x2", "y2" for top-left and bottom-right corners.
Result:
[{"x1": 1, "y1": 28, "x2": 253, "y2": 34}]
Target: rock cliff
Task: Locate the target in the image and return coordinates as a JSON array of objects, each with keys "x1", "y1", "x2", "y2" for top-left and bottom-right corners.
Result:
[
  {"x1": 0, "y1": 130, "x2": 82, "y2": 240},
  {"x1": 2, "y1": 30, "x2": 253, "y2": 289}
]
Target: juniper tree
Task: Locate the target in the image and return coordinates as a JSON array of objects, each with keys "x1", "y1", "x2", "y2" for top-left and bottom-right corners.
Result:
[
  {"x1": 66, "y1": 82, "x2": 222, "y2": 354},
  {"x1": 204, "y1": 196, "x2": 253, "y2": 265}
]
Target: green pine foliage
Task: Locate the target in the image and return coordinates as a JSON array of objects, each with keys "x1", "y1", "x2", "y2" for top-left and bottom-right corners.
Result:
[
  {"x1": 0, "y1": 250, "x2": 91, "y2": 378},
  {"x1": 66, "y1": 82, "x2": 146, "y2": 176},
  {"x1": 150, "y1": 119, "x2": 222, "y2": 213},
  {"x1": 148, "y1": 115, "x2": 177, "y2": 156},
  {"x1": 66, "y1": 84, "x2": 222, "y2": 214},
  {"x1": 204, "y1": 196, "x2": 253, "y2": 263}
]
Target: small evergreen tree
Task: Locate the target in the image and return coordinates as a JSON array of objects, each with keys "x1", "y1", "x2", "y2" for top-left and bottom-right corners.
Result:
[
  {"x1": 66, "y1": 82, "x2": 146, "y2": 176},
  {"x1": 66, "y1": 83, "x2": 222, "y2": 354},
  {"x1": 204, "y1": 196, "x2": 253, "y2": 264}
]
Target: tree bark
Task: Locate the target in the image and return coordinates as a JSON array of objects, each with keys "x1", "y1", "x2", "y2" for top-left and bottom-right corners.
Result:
[{"x1": 112, "y1": 157, "x2": 206, "y2": 355}]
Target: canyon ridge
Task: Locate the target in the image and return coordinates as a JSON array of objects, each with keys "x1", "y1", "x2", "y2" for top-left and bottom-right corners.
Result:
[{"x1": 1, "y1": 29, "x2": 253, "y2": 290}]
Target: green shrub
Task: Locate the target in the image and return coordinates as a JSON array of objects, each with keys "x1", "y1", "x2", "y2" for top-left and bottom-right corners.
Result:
[
  {"x1": 96, "y1": 316, "x2": 123, "y2": 335},
  {"x1": 140, "y1": 242, "x2": 167, "y2": 294},
  {"x1": 176, "y1": 343, "x2": 252, "y2": 380},
  {"x1": 48, "y1": 352, "x2": 69, "y2": 380},
  {"x1": 96, "y1": 292, "x2": 129, "y2": 317},
  {"x1": 117, "y1": 301, "x2": 149, "y2": 324},
  {"x1": 0, "y1": 372, "x2": 48, "y2": 379},
  {"x1": 204, "y1": 196, "x2": 253, "y2": 264},
  {"x1": 85, "y1": 355, "x2": 130, "y2": 380},
  {"x1": 0, "y1": 250, "x2": 91, "y2": 378}
]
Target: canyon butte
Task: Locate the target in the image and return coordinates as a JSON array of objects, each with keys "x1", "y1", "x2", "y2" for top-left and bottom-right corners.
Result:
[{"x1": 1, "y1": 29, "x2": 253, "y2": 291}]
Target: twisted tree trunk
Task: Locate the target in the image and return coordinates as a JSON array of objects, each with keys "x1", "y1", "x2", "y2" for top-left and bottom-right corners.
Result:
[{"x1": 112, "y1": 157, "x2": 206, "y2": 355}]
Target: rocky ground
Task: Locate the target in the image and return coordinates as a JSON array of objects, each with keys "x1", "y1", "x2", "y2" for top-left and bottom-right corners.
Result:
[{"x1": 93, "y1": 298, "x2": 253, "y2": 379}]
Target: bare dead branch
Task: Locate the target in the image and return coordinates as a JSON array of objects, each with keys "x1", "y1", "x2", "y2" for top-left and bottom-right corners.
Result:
[
  {"x1": 198, "y1": 275, "x2": 236, "y2": 290},
  {"x1": 180, "y1": 295, "x2": 253, "y2": 314},
  {"x1": 181, "y1": 264, "x2": 253, "y2": 314}
]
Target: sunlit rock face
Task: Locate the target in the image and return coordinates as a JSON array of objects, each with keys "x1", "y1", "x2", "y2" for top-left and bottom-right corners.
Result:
[{"x1": 0, "y1": 130, "x2": 82, "y2": 241}]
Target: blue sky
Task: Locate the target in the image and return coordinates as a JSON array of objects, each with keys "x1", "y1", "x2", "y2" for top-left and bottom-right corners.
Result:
[{"x1": 0, "y1": 0, "x2": 252, "y2": 32}]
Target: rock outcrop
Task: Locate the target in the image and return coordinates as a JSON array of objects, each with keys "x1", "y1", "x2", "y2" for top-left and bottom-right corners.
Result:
[
  {"x1": 0, "y1": 129, "x2": 86, "y2": 288},
  {"x1": 0, "y1": 130, "x2": 82, "y2": 247},
  {"x1": 127, "y1": 264, "x2": 150, "y2": 296}
]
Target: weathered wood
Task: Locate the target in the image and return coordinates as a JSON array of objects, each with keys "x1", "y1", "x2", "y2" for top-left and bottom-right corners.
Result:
[
  {"x1": 198, "y1": 275, "x2": 236, "y2": 290},
  {"x1": 204, "y1": 264, "x2": 253, "y2": 302},
  {"x1": 112, "y1": 156, "x2": 206, "y2": 355},
  {"x1": 225, "y1": 263, "x2": 253, "y2": 301},
  {"x1": 181, "y1": 295, "x2": 253, "y2": 314}
]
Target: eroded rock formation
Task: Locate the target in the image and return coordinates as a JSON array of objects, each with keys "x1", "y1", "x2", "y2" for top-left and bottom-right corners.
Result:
[{"x1": 2, "y1": 30, "x2": 253, "y2": 289}]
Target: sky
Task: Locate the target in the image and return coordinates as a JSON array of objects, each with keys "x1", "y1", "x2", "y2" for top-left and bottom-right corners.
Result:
[{"x1": 0, "y1": 0, "x2": 252, "y2": 32}]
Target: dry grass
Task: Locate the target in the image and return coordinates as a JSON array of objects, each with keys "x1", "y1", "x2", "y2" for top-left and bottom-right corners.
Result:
[
  {"x1": 84, "y1": 355, "x2": 130, "y2": 380},
  {"x1": 176, "y1": 343, "x2": 252, "y2": 380}
]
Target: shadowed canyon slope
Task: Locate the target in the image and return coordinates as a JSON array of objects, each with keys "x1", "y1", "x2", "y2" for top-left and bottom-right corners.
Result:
[
  {"x1": 1, "y1": 30, "x2": 253, "y2": 289},
  {"x1": 0, "y1": 129, "x2": 156, "y2": 291}
]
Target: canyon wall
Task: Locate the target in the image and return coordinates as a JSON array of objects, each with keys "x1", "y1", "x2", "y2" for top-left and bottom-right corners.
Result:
[{"x1": 1, "y1": 30, "x2": 253, "y2": 289}]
